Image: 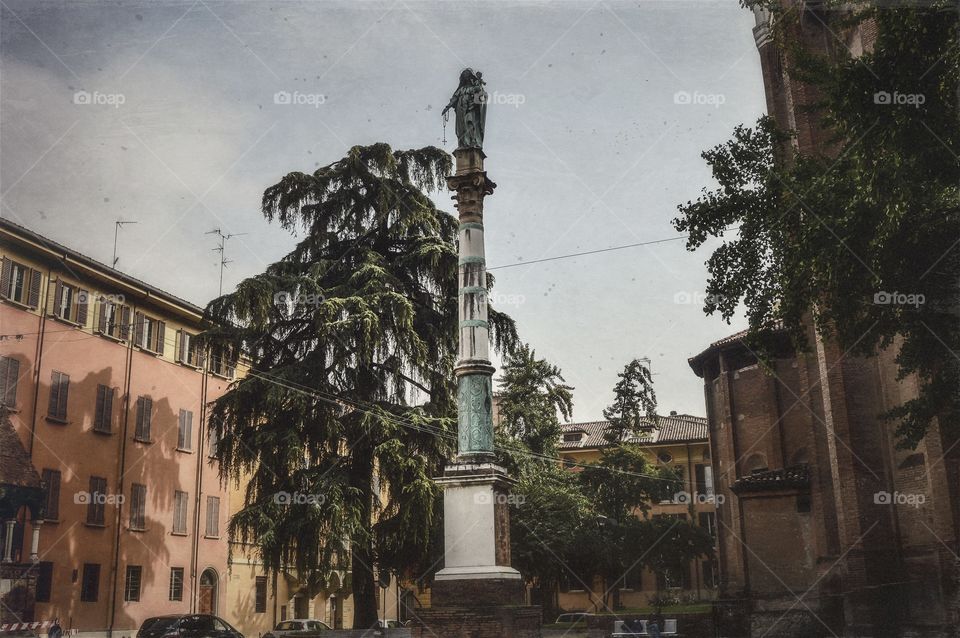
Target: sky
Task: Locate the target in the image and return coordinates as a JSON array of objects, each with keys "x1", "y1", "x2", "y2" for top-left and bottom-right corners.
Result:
[{"x1": 0, "y1": 0, "x2": 763, "y2": 422}]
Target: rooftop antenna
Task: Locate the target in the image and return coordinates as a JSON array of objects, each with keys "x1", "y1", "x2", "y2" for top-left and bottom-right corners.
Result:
[
  {"x1": 207, "y1": 228, "x2": 247, "y2": 296},
  {"x1": 112, "y1": 220, "x2": 138, "y2": 268},
  {"x1": 639, "y1": 356, "x2": 655, "y2": 375}
]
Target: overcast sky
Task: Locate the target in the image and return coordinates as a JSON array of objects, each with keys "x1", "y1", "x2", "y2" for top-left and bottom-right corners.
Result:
[{"x1": 1, "y1": 0, "x2": 762, "y2": 421}]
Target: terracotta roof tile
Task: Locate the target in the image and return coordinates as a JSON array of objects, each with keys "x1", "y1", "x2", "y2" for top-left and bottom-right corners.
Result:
[{"x1": 558, "y1": 413, "x2": 708, "y2": 450}]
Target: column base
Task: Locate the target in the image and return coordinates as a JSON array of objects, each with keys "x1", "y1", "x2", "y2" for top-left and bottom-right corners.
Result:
[
  {"x1": 431, "y1": 572, "x2": 525, "y2": 607},
  {"x1": 410, "y1": 604, "x2": 541, "y2": 638}
]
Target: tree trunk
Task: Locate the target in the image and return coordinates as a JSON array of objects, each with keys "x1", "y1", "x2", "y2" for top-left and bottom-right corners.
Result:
[{"x1": 349, "y1": 437, "x2": 379, "y2": 629}]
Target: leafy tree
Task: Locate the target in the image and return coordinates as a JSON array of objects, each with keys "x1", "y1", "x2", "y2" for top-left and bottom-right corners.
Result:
[
  {"x1": 510, "y1": 463, "x2": 596, "y2": 621},
  {"x1": 624, "y1": 517, "x2": 715, "y2": 614},
  {"x1": 674, "y1": 3, "x2": 959, "y2": 448},
  {"x1": 602, "y1": 359, "x2": 658, "y2": 444},
  {"x1": 497, "y1": 342, "x2": 574, "y2": 457},
  {"x1": 203, "y1": 143, "x2": 517, "y2": 628}
]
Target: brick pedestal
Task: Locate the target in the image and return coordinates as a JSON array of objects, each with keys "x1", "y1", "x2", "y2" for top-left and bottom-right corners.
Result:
[{"x1": 410, "y1": 604, "x2": 541, "y2": 638}]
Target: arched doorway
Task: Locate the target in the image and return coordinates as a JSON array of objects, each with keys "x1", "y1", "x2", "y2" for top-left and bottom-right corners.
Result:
[{"x1": 199, "y1": 569, "x2": 218, "y2": 615}]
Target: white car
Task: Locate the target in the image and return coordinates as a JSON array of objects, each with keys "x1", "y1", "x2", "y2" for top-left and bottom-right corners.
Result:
[{"x1": 262, "y1": 619, "x2": 330, "y2": 638}]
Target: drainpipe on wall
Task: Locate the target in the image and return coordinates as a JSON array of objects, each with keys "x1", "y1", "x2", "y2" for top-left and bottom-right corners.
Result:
[
  {"x1": 27, "y1": 265, "x2": 51, "y2": 457},
  {"x1": 107, "y1": 305, "x2": 136, "y2": 638},
  {"x1": 191, "y1": 365, "x2": 209, "y2": 613}
]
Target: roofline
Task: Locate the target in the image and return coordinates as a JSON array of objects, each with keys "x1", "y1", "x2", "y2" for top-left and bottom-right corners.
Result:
[
  {"x1": 687, "y1": 325, "x2": 788, "y2": 378},
  {"x1": 0, "y1": 217, "x2": 206, "y2": 322}
]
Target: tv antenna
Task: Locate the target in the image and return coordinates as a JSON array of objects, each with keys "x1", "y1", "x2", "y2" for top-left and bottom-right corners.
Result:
[
  {"x1": 112, "y1": 220, "x2": 138, "y2": 268},
  {"x1": 207, "y1": 228, "x2": 247, "y2": 296}
]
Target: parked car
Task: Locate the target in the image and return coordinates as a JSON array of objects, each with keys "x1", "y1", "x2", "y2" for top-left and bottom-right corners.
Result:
[
  {"x1": 554, "y1": 612, "x2": 593, "y2": 625},
  {"x1": 137, "y1": 615, "x2": 244, "y2": 638},
  {"x1": 261, "y1": 619, "x2": 330, "y2": 638}
]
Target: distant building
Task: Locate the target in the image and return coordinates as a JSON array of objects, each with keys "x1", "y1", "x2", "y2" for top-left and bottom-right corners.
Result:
[
  {"x1": 554, "y1": 413, "x2": 719, "y2": 613},
  {"x1": 0, "y1": 218, "x2": 401, "y2": 635}
]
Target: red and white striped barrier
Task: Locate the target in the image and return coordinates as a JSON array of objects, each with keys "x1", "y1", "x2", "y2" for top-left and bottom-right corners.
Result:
[{"x1": 0, "y1": 621, "x2": 54, "y2": 633}]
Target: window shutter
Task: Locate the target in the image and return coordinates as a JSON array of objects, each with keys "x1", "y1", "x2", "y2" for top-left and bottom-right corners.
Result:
[
  {"x1": 134, "y1": 312, "x2": 145, "y2": 347},
  {"x1": 27, "y1": 268, "x2": 41, "y2": 308},
  {"x1": 57, "y1": 373, "x2": 69, "y2": 419},
  {"x1": 94, "y1": 385, "x2": 106, "y2": 429},
  {"x1": 120, "y1": 305, "x2": 132, "y2": 340},
  {"x1": 177, "y1": 410, "x2": 186, "y2": 448},
  {"x1": 143, "y1": 397, "x2": 153, "y2": 439},
  {"x1": 53, "y1": 280, "x2": 63, "y2": 315},
  {"x1": 176, "y1": 330, "x2": 185, "y2": 363},
  {"x1": 135, "y1": 397, "x2": 145, "y2": 439},
  {"x1": 76, "y1": 289, "x2": 89, "y2": 325},
  {"x1": 48, "y1": 372, "x2": 61, "y2": 417},
  {"x1": 0, "y1": 356, "x2": 18, "y2": 406},
  {"x1": 104, "y1": 387, "x2": 114, "y2": 430},
  {"x1": 97, "y1": 299, "x2": 108, "y2": 333},
  {"x1": 155, "y1": 320, "x2": 166, "y2": 355},
  {"x1": 0, "y1": 257, "x2": 10, "y2": 297}
]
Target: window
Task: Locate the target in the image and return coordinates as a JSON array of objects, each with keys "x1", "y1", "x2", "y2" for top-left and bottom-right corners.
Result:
[
  {"x1": 93, "y1": 384, "x2": 115, "y2": 433},
  {"x1": 80, "y1": 563, "x2": 100, "y2": 602},
  {"x1": 177, "y1": 330, "x2": 204, "y2": 367},
  {"x1": 134, "y1": 311, "x2": 165, "y2": 354},
  {"x1": 41, "y1": 469, "x2": 61, "y2": 521},
  {"x1": 0, "y1": 257, "x2": 41, "y2": 308},
  {"x1": 173, "y1": 491, "x2": 189, "y2": 535},
  {"x1": 169, "y1": 567, "x2": 184, "y2": 601},
  {"x1": 51, "y1": 280, "x2": 89, "y2": 325},
  {"x1": 48, "y1": 371, "x2": 69, "y2": 421},
  {"x1": 124, "y1": 565, "x2": 142, "y2": 602},
  {"x1": 255, "y1": 576, "x2": 268, "y2": 613},
  {"x1": 698, "y1": 512, "x2": 717, "y2": 540},
  {"x1": 0, "y1": 355, "x2": 20, "y2": 407},
  {"x1": 207, "y1": 426, "x2": 219, "y2": 458},
  {"x1": 657, "y1": 452, "x2": 673, "y2": 464},
  {"x1": 205, "y1": 496, "x2": 220, "y2": 537},
  {"x1": 621, "y1": 564, "x2": 643, "y2": 591},
  {"x1": 134, "y1": 396, "x2": 153, "y2": 442},
  {"x1": 35, "y1": 562, "x2": 53, "y2": 602},
  {"x1": 129, "y1": 483, "x2": 146, "y2": 530},
  {"x1": 177, "y1": 409, "x2": 193, "y2": 451},
  {"x1": 97, "y1": 297, "x2": 130, "y2": 340},
  {"x1": 562, "y1": 431, "x2": 584, "y2": 443},
  {"x1": 209, "y1": 345, "x2": 235, "y2": 378},
  {"x1": 87, "y1": 476, "x2": 107, "y2": 526},
  {"x1": 702, "y1": 560, "x2": 718, "y2": 589},
  {"x1": 695, "y1": 464, "x2": 714, "y2": 498}
]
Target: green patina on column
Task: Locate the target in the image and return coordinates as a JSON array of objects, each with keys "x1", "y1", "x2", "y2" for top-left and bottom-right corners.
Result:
[{"x1": 457, "y1": 373, "x2": 494, "y2": 454}]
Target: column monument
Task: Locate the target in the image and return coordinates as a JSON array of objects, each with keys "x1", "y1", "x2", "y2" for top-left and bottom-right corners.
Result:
[{"x1": 413, "y1": 69, "x2": 540, "y2": 638}]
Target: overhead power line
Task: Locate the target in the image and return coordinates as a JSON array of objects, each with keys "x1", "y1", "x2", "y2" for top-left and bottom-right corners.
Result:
[{"x1": 486, "y1": 235, "x2": 690, "y2": 270}]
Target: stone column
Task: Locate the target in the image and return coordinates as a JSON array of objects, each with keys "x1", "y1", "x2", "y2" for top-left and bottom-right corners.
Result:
[
  {"x1": 29, "y1": 520, "x2": 42, "y2": 563},
  {"x1": 431, "y1": 147, "x2": 524, "y2": 599},
  {"x1": 2, "y1": 520, "x2": 15, "y2": 563}
]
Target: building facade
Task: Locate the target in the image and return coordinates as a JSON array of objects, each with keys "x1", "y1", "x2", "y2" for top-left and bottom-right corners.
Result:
[{"x1": 555, "y1": 413, "x2": 720, "y2": 613}]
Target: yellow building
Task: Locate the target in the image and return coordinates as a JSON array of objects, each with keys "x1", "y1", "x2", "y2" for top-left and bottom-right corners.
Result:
[{"x1": 555, "y1": 413, "x2": 719, "y2": 613}]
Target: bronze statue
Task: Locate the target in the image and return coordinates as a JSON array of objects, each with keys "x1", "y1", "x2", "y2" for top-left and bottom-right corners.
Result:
[{"x1": 442, "y1": 68, "x2": 487, "y2": 150}]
